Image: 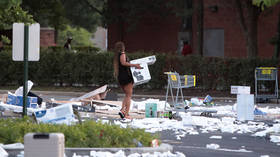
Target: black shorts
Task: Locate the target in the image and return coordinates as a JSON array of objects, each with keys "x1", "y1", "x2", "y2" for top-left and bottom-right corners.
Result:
[{"x1": 118, "y1": 74, "x2": 134, "y2": 86}]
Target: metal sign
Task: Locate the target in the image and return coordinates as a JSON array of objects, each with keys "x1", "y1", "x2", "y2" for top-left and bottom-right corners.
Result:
[
  {"x1": 12, "y1": 23, "x2": 40, "y2": 61},
  {"x1": 231, "y1": 86, "x2": 250, "y2": 95}
]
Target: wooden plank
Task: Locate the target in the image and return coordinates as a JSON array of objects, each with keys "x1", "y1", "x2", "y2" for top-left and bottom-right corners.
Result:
[{"x1": 90, "y1": 100, "x2": 122, "y2": 107}]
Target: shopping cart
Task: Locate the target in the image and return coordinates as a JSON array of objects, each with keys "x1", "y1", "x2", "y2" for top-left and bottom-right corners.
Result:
[
  {"x1": 255, "y1": 67, "x2": 278, "y2": 103},
  {"x1": 164, "y1": 72, "x2": 196, "y2": 111}
]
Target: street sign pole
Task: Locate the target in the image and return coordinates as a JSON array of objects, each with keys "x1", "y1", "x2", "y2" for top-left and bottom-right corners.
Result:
[{"x1": 22, "y1": 25, "x2": 29, "y2": 117}]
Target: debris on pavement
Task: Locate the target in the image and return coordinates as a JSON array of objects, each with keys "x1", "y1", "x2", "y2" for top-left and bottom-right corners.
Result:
[{"x1": 34, "y1": 103, "x2": 76, "y2": 124}]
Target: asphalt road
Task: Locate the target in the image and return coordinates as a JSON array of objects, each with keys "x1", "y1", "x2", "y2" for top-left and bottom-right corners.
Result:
[{"x1": 160, "y1": 130, "x2": 280, "y2": 157}]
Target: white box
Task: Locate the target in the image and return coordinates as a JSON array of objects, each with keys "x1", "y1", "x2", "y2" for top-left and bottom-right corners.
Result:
[
  {"x1": 130, "y1": 63, "x2": 151, "y2": 85},
  {"x1": 24, "y1": 133, "x2": 64, "y2": 157},
  {"x1": 231, "y1": 86, "x2": 250, "y2": 94},
  {"x1": 130, "y1": 55, "x2": 156, "y2": 65},
  {"x1": 130, "y1": 56, "x2": 156, "y2": 86},
  {"x1": 34, "y1": 103, "x2": 75, "y2": 125},
  {"x1": 237, "y1": 94, "x2": 254, "y2": 121}
]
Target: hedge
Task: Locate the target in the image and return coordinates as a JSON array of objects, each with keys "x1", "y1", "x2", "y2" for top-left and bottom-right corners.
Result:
[
  {"x1": 0, "y1": 117, "x2": 156, "y2": 147},
  {"x1": 0, "y1": 47, "x2": 278, "y2": 91}
]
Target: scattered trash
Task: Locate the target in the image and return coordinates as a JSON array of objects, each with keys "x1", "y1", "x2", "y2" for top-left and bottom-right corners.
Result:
[
  {"x1": 7, "y1": 92, "x2": 38, "y2": 109},
  {"x1": 236, "y1": 94, "x2": 254, "y2": 121},
  {"x1": 133, "y1": 138, "x2": 143, "y2": 147},
  {"x1": 145, "y1": 103, "x2": 157, "y2": 118},
  {"x1": 270, "y1": 135, "x2": 280, "y2": 143},
  {"x1": 0, "y1": 146, "x2": 8, "y2": 157},
  {"x1": 34, "y1": 103, "x2": 75, "y2": 125},
  {"x1": 190, "y1": 98, "x2": 204, "y2": 106},
  {"x1": 151, "y1": 139, "x2": 159, "y2": 147},
  {"x1": 209, "y1": 135, "x2": 222, "y2": 139},
  {"x1": 14, "y1": 80, "x2": 34, "y2": 96},
  {"x1": 203, "y1": 95, "x2": 212, "y2": 104},
  {"x1": 70, "y1": 85, "x2": 109, "y2": 102},
  {"x1": 206, "y1": 143, "x2": 220, "y2": 149},
  {"x1": 254, "y1": 107, "x2": 267, "y2": 115}
]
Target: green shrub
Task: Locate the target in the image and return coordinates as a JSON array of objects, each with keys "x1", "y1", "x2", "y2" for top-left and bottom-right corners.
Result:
[
  {"x1": 0, "y1": 117, "x2": 157, "y2": 148},
  {"x1": 0, "y1": 47, "x2": 279, "y2": 91}
]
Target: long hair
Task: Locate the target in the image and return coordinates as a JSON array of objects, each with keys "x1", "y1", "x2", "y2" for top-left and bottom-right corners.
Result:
[{"x1": 113, "y1": 41, "x2": 125, "y2": 79}]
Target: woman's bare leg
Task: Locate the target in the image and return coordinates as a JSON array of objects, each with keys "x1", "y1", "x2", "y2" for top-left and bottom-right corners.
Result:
[{"x1": 122, "y1": 82, "x2": 133, "y2": 118}]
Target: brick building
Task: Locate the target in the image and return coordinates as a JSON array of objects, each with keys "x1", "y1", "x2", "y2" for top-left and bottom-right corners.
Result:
[
  {"x1": 108, "y1": 0, "x2": 280, "y2": 58},
  {"x1": 0, "y1": 27, "x2": 55, "y2": 47}
]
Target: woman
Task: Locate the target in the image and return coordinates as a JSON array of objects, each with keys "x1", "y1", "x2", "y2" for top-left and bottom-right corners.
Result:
[{"x1": 113, "y1": 41, "x2": 142, "y2": 119}]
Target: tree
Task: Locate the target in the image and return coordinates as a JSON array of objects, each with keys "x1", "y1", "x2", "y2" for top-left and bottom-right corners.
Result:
[
  {"x1": 234, "y1": 0, "x2": 280, "y2": 58},
  {"x1": 22, "y1": 0, "x2": 68, "y2": 43},
  {"x1": 234, "y1": 0, "x2": 262, "y2": 58},
  {"x1": 22, "y1": 0, "x2": 105, "y2": 43},
  {"x1": 253, "y1": 0, "x2": 280, "y2": 58},
  {"x1": 57, "y1": 25, "x2": 93, "y2": 47},
  {"x1": 0, "y1": 0, "x2": 33, "y2": 30}
]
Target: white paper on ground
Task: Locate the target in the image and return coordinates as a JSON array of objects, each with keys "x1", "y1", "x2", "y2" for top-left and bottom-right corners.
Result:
[
  {"x1": 0, "y1": 146, "x2": 8, "y2": 157},
  {"x1": 206, "y1": 143, "x2": 220, "y2": 149},
  {"x1": 14, "y1": 80, "x2": 34, "y2": 96}
]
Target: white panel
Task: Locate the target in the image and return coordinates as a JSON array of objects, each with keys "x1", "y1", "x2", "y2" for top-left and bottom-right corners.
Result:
[
  {"x1": 12, "y1": 23, "x2": 25, "y2": 61},
  {"x1": 231, "y1": 86, "x2": 250, "y2": 94},
  {"x1": 28, "y1": 23, "x2": 40, "y2": 61},
  {"x1": 237, "y1": 94, "x2": 254, "y2": 121}
]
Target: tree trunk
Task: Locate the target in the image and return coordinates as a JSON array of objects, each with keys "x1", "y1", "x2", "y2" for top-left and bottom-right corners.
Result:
[
  {"x1": 197, "y1": 0, "x2": 204, "y2": 56},
  {"x1": 274, "y1": 12, "x2": 280, "y2": 58},
  {"x1": 235, "y1": 0, "x2": 260, "y2": 58},
  {"x1": 247, "y1": 7, "x2": 259, "y2": 57}
]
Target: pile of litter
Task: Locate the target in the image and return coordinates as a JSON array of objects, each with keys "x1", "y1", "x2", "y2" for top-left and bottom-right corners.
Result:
[{"x1": 112, "y1": 105, "x2": 280, "y2": 143}]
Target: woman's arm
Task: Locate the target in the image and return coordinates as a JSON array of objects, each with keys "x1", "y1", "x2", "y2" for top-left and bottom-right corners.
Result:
[{"x1": 120, "y1": 53, "x2": 142, "y2": 69}]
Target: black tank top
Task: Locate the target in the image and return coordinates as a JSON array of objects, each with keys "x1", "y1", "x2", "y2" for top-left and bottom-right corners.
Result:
[{"x1": 118, "y1": 52, "x2": 133, "y2": 85}]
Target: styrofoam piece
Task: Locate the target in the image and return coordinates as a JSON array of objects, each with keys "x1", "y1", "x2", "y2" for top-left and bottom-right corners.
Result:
[
  {"x1": 34, "y1": 103, "x2": 75, "y2": 125},
  {"x1": 237, "y1": 94, "x2": 254, "y2": 121}
]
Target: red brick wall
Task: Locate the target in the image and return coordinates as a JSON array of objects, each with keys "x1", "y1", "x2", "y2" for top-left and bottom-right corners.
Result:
[
  {"x1": 108, "y1": 0, "x2": 279, "y2": 58},
  {"x1": 258, "y1": 4, "x2": 279, "y2": 58},
  {"x1": 0, "y1": 28, "x2": 55, "y2": 47},
  {"x1": 108, "y1": 16, "x2": 181, "y2": 53},
  {"x1": 193, "y1": 0, "x2": 247, "y2": 57},
  {"x1": 40, "y1": 28, "x2": 55, "y2": 47}
]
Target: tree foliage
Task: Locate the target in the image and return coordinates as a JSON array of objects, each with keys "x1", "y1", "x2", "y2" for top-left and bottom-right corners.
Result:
[
  {"x1": 57, "y1": 25, "x2": 93, "y2": 47},
  {"x1": 22, "y1": 0, "x2": 67, "y2": 30},
  {"x1": 0, "y1": 0, "x2": 34, "y2": 30},
  {"x1": 253, "y1": 0, "x2": 280, "y2": 9}
]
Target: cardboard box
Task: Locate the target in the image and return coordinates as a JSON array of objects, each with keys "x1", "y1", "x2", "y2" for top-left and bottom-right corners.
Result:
[
  {"x1": 34, "y1": 103, "x2": 75, "y2": 125},
  {"x1": 130, "y1": 63, "x2": 151, "y2": 85},
  {"x1": 6, "y1": 92, "x2": 38, "y2": 108},
  {"x1": 130, "y1": 55, "x2": 156, "y2": 86},
  {"x1": 129, "y1": 55, "x2": 156, "y2": 65},
  {"x1": 145, "y1": 103, "x2": 157, "y2": 118}
]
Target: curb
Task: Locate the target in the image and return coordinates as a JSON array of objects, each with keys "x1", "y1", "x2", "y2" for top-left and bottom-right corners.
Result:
[{"x1": 4, "y1": 143, "x2": 173, "y2": 157}]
